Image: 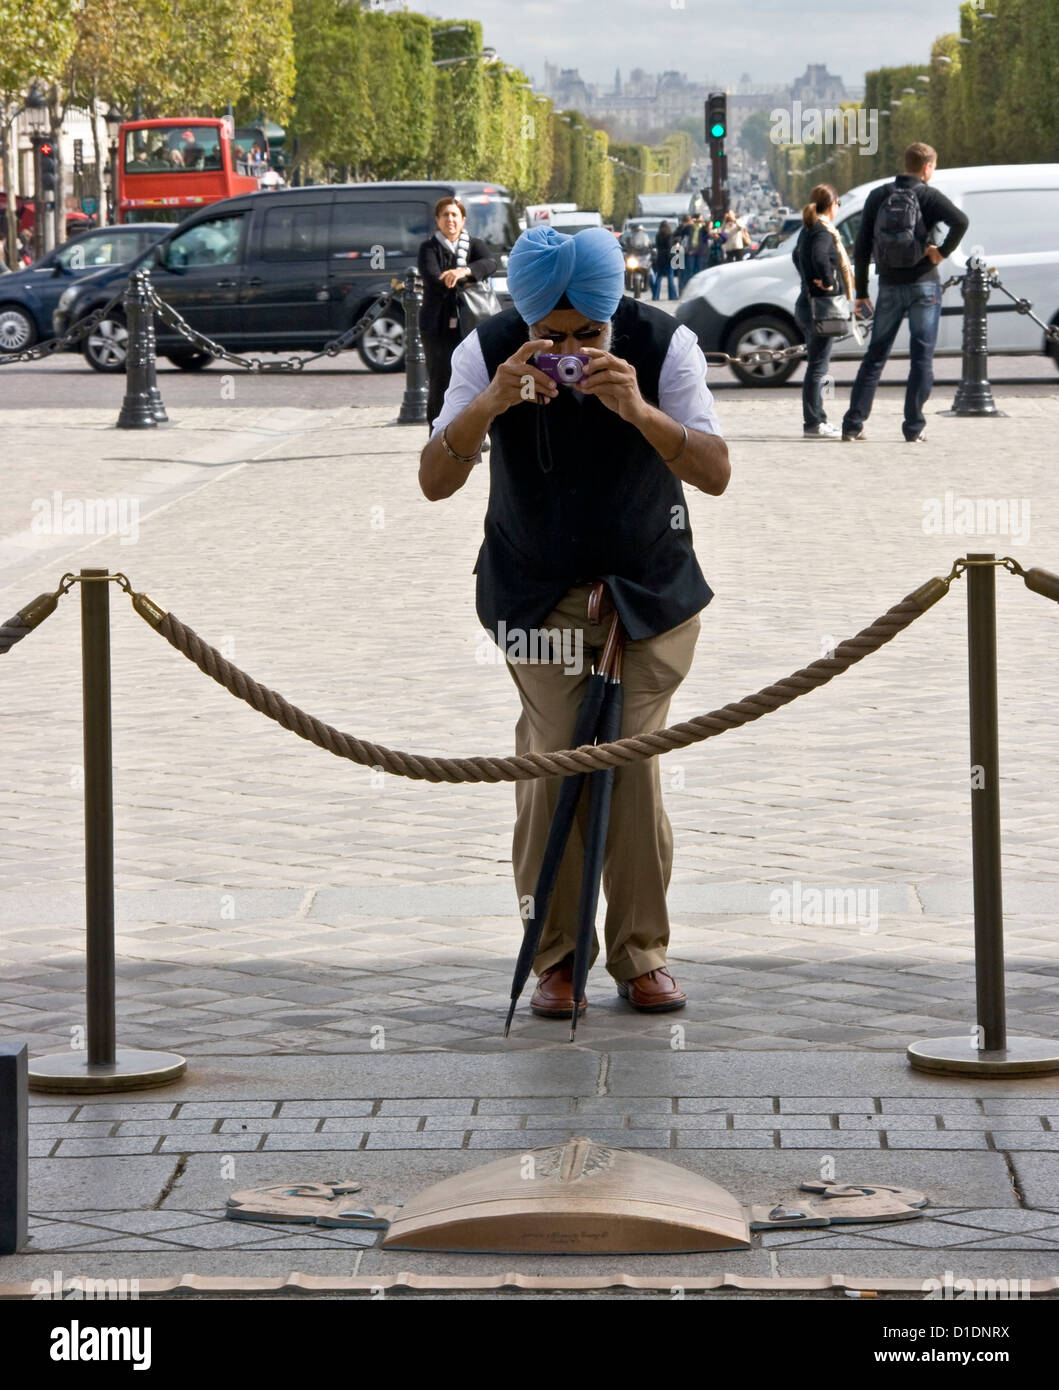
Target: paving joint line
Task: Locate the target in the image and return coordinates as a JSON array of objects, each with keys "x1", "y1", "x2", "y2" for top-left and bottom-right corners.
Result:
[{"x1": 154, "y1": 1156, "x2": 188, "y2": 1209}]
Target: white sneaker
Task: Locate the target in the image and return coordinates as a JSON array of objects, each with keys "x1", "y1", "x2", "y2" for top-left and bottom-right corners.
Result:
[{"x1": 804, "y1": 423, "x2": 841, "y2": 438}]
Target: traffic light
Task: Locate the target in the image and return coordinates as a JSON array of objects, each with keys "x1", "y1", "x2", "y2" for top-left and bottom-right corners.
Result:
[
  {"x1": 39, "y1": 141, "x2": 57, "y2": 195},
  {"x1": 707, "y1": 92, "x2": 727, "y2": 146}
]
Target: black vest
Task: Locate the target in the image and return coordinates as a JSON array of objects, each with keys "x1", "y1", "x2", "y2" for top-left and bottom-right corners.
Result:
[{"x1": 474, "y1": 296, "x2": 713, "y2": 642}]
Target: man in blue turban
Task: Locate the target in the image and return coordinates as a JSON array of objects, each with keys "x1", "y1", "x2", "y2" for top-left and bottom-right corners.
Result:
[{"x1": 419, "y1": 222, "x2": 730, "y2": 1021}]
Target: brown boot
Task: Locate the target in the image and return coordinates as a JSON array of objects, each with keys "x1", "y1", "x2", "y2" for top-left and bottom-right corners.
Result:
[
  {"x1": 616, "y1": 967, "x2": 686, "y2": 1012},
  {"x1": 530, "y1": 956, "x2": 587, "y2": 1019}
]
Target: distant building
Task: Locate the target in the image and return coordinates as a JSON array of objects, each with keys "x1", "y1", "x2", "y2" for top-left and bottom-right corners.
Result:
[
  {"x1": 536, "y1": 63, "x2": 858, "y2": 150},
  {"x1": 790, "y1": 65, "x2": 848, "y2": 107}
]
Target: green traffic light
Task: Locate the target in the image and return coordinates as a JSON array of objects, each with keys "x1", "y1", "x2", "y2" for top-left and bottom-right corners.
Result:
[{"x1": 710, "y1": 122, "x2": 726, "y2": 139}]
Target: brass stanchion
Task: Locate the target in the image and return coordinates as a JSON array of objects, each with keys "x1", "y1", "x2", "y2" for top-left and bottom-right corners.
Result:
[
  {"x1": 908, "y1": 554, "x2": 1059, "y2": 1076},
  {"x1": 29, "y1": 570, "x2": 186, "y2": 1092}
]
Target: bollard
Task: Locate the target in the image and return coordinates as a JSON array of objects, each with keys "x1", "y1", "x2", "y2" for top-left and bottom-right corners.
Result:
[
  {"x1": 115, "y1": 273, "x2": 158, "y2": 430},
  {"x1": 0, "y1": 1042, "x2": 28, "y2": 1254},
  {"x1": 139, "y1": 269, "x2": 169, "y2": 425},
  {"x1": 397, "y1": 271, "x2": 428, "y2": 425},
  {"x1": 28, "y1": 571, "x2": 186, "y2": 1093},
  {"x1": 908, "y1": 555, "x2": 1059, "y2": 1076},
  {"x1": 942, "y1": 256, "x2": 1003, "y2": 418}
]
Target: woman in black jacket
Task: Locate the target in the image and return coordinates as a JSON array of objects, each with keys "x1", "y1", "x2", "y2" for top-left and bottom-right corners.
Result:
[
  {"x1": 791, "y1": 183, "x2": 852, "y2": 438},
  {"x1": 417, "y1": 196, "x2": 498, "y2": 429}
]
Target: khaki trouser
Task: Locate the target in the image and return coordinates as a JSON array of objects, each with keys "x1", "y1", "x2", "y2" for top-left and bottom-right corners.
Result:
[{"x1": 506, "y1": 584, "x2": 700, "y2": 983}]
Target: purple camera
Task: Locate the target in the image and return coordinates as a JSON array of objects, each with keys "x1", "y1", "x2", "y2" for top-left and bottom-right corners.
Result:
[{"x1": 535, "y1": 352, "x2": 590, "y2": 385}]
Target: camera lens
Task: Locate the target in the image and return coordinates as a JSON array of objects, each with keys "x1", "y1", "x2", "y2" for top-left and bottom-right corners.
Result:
[{"x1": 557, "y1": 355, "x2": 584, "y2": 383}]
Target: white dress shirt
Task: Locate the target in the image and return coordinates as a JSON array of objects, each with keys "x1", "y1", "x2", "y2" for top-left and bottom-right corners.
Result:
[{"x1": 429, "y1": 322, "x2": 723, "y2": 444}]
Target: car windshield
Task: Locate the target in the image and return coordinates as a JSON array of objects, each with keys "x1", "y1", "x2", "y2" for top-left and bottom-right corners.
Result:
[
  {"x1": 56, "y1": 233, "x2": 138, "y2": 269},
  {"x1": 462, "y1": 195, "x2": 520, "y2": 252},
  {"x1": 125, "y1": 126, "x2": 226, "y2": 174}
]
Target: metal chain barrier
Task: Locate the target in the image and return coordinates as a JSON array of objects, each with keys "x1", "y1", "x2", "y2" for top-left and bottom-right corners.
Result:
[
  {"x1": 144, "y1": 281, "x2": 400, "y2": 373},
  {"x1": 0, "y1": 285, "x2": 128, "y2": 366},
  {"x1": 987, "y1": 272, "x2": 1059, "y2": 347},
  {"x1": 116, "y1": 569, "x2": 964, "y2": 783},
  {"x1": 704, "y1": 342, "x2": 808, "y2": 369}
]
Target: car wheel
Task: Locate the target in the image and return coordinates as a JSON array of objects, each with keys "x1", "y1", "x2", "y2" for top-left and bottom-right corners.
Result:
[
  {"x1": 82, "y1": 313, "x2": 128, "y2": 373},
  {"x1": 357, "y1": 309, "x2": 405, "y2": 373},
  {"x1": 0, "y1": 305, "x2": 37, "y2": 353},
  {"x1": 1048, "y1": 316, "x2": 1059, "y2": 372},
  {"x1": 725, "y1": 314, "x2": 801, "y2": 387},
  {"x1": 166, "y1": 350, "x2": 214, "y2": 371}
]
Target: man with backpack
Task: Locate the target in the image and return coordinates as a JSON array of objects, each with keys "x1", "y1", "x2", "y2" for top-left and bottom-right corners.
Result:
[{"x1": 841, "y1": 142, "x2": 969, "y2": 443}]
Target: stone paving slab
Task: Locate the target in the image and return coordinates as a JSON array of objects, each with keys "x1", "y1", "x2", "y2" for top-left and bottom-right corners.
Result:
[{"x1": 4, "y1": 394, "x2": 1059, "y2": 1294}]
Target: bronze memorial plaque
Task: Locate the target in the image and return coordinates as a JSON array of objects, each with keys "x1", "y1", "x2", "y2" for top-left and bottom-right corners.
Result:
[{"x1": 383, "y1": 1137, "x2": 751, "y2": 1254}]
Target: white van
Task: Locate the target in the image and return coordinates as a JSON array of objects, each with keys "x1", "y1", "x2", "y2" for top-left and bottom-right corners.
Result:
[
  {"x1": 675, "y1": 163, "x2": 1059, "y2": 385},
  {"x1": 548, "y1": 210, "x2": 604, "y2": 235}
]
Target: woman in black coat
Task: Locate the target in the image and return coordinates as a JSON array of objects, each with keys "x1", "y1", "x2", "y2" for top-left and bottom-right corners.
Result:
[
  {"x1": 417, "y1": 196, "x2": 498, "y2": 429},
  {"x1": 791, "y1": 183, "x2": 852, "y2": 438}
]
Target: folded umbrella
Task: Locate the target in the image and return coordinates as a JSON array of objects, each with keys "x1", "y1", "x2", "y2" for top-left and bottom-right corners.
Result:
[
  {"x1": 504, "y1": 584, "x2": 627, "y2": 1038},
  {"x1": 568, "y1": 616, "x2": 624, "y2": 1042}
]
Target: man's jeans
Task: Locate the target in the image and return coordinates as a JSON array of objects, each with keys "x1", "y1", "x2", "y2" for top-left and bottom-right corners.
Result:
[{"x1": 842, "y1": 279, "x2": 942, "y2": 440}]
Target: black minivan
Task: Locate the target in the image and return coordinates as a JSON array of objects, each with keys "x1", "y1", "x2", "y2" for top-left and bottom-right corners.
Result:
[{"x1": 54, "y1": 181, "x2": 520, "y2": 373}]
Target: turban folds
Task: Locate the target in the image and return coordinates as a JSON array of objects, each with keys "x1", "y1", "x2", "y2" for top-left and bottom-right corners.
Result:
[{"x1": 506, "y1": 224, "x2": 626, "y2": 326}]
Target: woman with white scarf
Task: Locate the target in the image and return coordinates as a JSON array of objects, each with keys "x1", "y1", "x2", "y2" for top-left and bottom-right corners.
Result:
[
  {"x1": 791, "y1": 183, "x2": 854, "y2": 439},
  {"x1": 417, "y1": 197, "x2": 498, "y2": 431}
]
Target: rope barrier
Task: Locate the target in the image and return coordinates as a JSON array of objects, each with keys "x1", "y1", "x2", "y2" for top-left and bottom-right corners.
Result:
[
  {"x1": 4, "y1": 559, "x2": 1054, "y2": 778},
  {"x1": 127, "y1": 572, "x2": 954, "y2": 783},
  {"x1": 0, "y1": 590, "x2": 61, "y2": 655}
]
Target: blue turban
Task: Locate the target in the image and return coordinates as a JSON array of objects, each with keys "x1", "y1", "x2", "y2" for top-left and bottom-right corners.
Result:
[{"x1": 506, "y1": 224, "x2": 626, "y2": 325}]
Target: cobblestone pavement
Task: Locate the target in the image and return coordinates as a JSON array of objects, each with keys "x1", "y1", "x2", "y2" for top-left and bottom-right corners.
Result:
[{"x1": 2, "y1": 387, "x2": 1058, "y2": 1291}]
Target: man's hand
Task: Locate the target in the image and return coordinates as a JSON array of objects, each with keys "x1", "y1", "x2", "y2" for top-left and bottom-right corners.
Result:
[
  {"x1": 576, "y1": 346, "x2": 644, "y2": 421},
  {"x1": 854, "y1": 297, "x2": 873, "y2": 317},
  {"x1": 924, "y1": 245, "x2": 944, "y2": 266},
  {"x1": 482, "y1": 338, "x2": 560, "y2": 415}
]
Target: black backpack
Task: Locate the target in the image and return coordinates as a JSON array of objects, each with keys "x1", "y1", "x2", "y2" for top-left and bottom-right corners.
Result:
[{"x1": 873, "y1": 183, "x2": 928, "y2": 271}]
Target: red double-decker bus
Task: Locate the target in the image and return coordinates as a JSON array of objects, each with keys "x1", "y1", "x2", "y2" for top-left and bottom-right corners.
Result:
[{"x1": 116, "y1": 117, "x2": 262, "y2": 224}]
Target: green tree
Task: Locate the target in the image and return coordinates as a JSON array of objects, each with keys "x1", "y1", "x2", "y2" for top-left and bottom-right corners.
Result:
[
  {"x1": 0, "y1": 0, "x2": 79, "y2": 259},
  {"x1": 738, "y1": 110, "x2": 772, "y2": 164}
]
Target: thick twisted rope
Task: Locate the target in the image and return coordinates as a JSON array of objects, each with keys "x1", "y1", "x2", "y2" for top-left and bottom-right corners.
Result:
[
  {"x1": 0, "y1": 592, "x2": 60, "y2": 655},
  {"x1": 129, "y1": 575, "x2": 952, "y2": 783}
]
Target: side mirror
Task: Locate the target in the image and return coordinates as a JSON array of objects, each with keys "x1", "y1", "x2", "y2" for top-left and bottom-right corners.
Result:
[{"x1": 154, "y1": 243, "x2": 167, "y2": 267}]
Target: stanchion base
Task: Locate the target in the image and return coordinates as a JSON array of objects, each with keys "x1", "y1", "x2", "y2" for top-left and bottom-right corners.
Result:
[
  {"x1": 907, "y1": 1036, "x2": 1059, "y2": 1077},
  {"x1": 938, "y1": 409, "x2": 1008, "y2": 418},
  {"x1": 28, "y1": 1049, "x2": 187, "y2": 1093}
]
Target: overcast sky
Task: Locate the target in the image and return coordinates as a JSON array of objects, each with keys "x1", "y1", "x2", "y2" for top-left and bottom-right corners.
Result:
[{"x1": 422, "y1": 0, "x2": 962, "y2": 90}]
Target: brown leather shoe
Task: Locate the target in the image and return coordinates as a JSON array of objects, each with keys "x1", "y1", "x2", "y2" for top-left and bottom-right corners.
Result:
[
  {"x1": 530, "y1": 956, "x2": 587, "y2": 1019},
  {"x1": 616, "y1": 967, "x2": 686, "y2": 1012}
]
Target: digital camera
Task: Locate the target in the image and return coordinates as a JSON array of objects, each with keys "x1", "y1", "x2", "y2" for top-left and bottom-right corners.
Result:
[{"x1": 535, "y1": 352, "x2": 590, "y2": 385}]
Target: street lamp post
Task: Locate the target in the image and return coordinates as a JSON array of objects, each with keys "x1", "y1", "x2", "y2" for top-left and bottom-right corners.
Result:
[
  {"x1": 104, "y1": 106, "x2": 123, "y2": 226},
  {"x1": 25, "y1": 84, "x2": 49, "y2": 260}
]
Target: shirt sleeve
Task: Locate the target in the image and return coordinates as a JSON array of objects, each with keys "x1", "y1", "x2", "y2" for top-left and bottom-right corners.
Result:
[
  {"x1": 927, "y1": 187, "x2": 970, "y2": 259},
  {"x1": 657, "y1": 325, "x2": 723, "y2": 437},
  {"x1": 428, "y1": 329, "x2": 491, "y2": 437},
  {"x1": 854, "y1": 188, "x2": 878, "y2": 298}
]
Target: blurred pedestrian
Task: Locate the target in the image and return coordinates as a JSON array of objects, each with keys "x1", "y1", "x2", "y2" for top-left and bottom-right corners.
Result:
[
  {"x1": 720, "y1": 210, "x2": 749, "y2": 262},
  {"x1": 792, "y1": 183, "x2": 851, "y2": 438},
  {"x1": 417, "y1": 195, "x2": 499, "y2": 431},
  {"x1": 651, "y1": 220, "x2": 678, "y2": 300}
]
